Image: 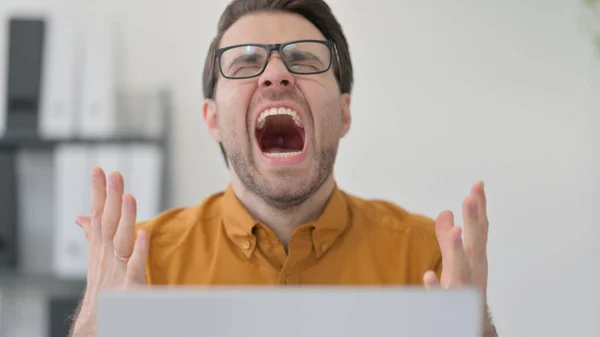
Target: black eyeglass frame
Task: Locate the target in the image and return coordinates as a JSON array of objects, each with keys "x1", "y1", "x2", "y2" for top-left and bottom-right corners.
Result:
[{"x1": 214, "y1": 39, "x2": 336, "y2": 80}]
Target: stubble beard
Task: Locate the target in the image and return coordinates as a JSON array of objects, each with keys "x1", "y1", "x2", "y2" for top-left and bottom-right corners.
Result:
[{"x1": 227, "y1": 133, "x2": 338, "y2": 210}]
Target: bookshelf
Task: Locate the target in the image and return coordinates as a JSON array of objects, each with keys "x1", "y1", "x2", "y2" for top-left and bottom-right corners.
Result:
[{"x1": 0, "y1": 89, "x2": 173, "y2": 337}]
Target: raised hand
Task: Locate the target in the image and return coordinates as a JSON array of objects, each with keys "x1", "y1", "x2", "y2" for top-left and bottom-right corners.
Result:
[
  {"x1": 70, "y1": 167, "x2": 150, "y2": 337},
  {"x1": 423, "y1": 181, "x2": 495, "y2": 334}
]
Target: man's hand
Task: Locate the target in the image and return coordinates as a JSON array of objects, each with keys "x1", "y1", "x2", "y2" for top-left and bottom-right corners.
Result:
[
  {"x1": 70, "y1": 167, "x2": 150, "y2": 337},
  {"x1": 423, "y1": 181, "x2": 497, "y2": 336}
]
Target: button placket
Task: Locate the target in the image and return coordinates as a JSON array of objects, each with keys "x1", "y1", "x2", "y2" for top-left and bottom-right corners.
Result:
[
  {"x1": 278, "y1": 230, "x2": 312, "y2": 285},
  {"x1": 238, "y1": 235, "x2": 256, "y2": 258}
]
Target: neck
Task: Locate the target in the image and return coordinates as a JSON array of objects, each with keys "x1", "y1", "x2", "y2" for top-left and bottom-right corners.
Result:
[{"x1": 230, "y1": 175, "x2": 335, "y2": 248}]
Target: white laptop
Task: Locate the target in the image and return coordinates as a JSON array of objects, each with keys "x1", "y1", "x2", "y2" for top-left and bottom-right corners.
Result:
[{"x1": 97, "y1": 286, "x2": 482, "y2": 337}]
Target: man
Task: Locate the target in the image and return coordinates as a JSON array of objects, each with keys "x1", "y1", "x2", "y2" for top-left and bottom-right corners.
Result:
[{"x1": 71, "y1": 0, "x2": 498, "y2": 336}]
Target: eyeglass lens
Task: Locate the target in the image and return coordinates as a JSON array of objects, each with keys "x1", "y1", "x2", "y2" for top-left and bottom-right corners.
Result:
[{"x1": 219, "y1": 41, "x2": 331, "y2": 78}]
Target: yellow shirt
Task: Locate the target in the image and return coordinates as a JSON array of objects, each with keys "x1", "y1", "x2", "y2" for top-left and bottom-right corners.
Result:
[{"x1": 137, "y1": 184, "x2": 442, "y2": 285}]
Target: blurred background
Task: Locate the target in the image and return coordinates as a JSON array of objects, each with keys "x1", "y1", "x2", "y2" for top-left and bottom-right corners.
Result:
[{"x1": 0, "y1": 0, "x2": 598, "y2": 336}]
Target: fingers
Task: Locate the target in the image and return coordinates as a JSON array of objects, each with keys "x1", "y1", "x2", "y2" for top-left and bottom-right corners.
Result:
[
  {"x1": 471, "y1": 181, "x2": 489, "y2": 238},
  {"x1": 90, "y1": 167, "x2": 107, "y2": 246},
  {"x1": 462, "y1": 195, "x2": 480, "y2": 259},
  {"x1": 448, "y1": 226, "x2": 471, "y2": 286},
  {"x1": 434, "y1": 211, "x2": 457, "y2": 262},
  {"x1": 101, "y1": 172, "x2": 124, "y2": 247},
  {"x1": 434, "y1": 211, "x2": 455, "y2": 285},
  {"x1": 126, "y1": 229, "x2": 150, "y2": 285},
  {"x1": 113, "y1": 194, "x2": 137, "y2": 260},
  {"x1": 463, "y1": 181, "x2": 489, "y2": 261},
  {"x1": 435, "y1": 211, "x2": 471, "y2": 287},
  {"x1": 467, "y1": 181, "x2": 490, "y2": 292},
  {"x1": 423, "y1": 270, "x2": 440, "y2": 289},
  {"x1": 472, "y1": 181, "x2": 487, "y2": 225},
  {"x1": 430, "y1": 181, "x2": 489, "y2": 294}
]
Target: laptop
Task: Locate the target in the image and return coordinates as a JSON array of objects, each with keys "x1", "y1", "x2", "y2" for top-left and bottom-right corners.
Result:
[{"x1": 97, "y1": 286, "x2": 482, "y2": 337}]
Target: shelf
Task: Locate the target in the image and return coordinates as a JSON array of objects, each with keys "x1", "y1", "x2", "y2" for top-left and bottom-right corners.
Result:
[
  {"x1": 0, "y1": 134, "x2": 165, "y2": 149},
  {"x1": 0, "y1": 269, "x2": 86, "y2": 297}
]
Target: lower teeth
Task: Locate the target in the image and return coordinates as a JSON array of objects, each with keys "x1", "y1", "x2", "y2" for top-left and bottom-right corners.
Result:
[{"x1": 265, "y1": 151, "x2": 301, "y2": 158}]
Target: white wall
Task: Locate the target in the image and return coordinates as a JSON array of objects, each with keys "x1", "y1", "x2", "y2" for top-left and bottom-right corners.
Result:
[
  {"x1": 1, "y1": 0, "x2": 598, "y2": 336},
  {"x1": 115, "y1": 1, "x2": 598, "y2": 336},
  {"x1": 329, "y1": 2, "x2": 600, "y2": 337}
]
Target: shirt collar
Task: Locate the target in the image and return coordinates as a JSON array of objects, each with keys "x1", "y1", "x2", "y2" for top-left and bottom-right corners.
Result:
[
  {"x1": 221, "y1": 183, "x2": 350, "y2": 259},
  {"x1": 221, "y1": 185, "x2": 259, "y2": 258},
  {"x1": 310, "y1": 185, "x2": 349, "y2": 259}
]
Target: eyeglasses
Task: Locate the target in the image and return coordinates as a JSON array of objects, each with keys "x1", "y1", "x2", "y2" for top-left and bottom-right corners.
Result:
[{"x1": 215, "y1": 39, "x2": 334, "y2": 79}]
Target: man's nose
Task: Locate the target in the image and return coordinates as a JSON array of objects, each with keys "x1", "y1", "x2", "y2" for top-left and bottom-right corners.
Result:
[{"x1": 258, "y1": 55, "x2": 295, "y2": 89}]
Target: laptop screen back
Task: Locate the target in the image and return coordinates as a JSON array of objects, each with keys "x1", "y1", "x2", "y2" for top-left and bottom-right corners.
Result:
[{"x1": 98, "y1": 286, "x2": 482, "y2": 337}]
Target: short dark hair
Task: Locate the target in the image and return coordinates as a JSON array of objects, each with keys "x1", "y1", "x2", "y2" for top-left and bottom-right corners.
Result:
[{"x1": 202, "y1": 0, "x2": 354, "y2": 166}]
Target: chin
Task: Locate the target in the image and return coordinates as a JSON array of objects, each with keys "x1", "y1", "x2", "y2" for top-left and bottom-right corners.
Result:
[
  {"x1": 246, "y1": 167, "x2": 322, "y2": 208},
  {"x1": 258, "y1": 182, "x2": 316, "y2": 208}
]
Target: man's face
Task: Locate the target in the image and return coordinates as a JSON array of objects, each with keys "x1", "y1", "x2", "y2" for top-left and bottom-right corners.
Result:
[{"x1": 204, "y1": 11, "x2": 351, "y2": 208}]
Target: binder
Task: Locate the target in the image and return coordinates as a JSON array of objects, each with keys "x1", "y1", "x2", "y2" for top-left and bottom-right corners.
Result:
[
  {"x1": 78, "y1": 16, "x2": 120, "y2": 139},
  {"x1": 88, "y1": 143, "x2": 128, "y2": 183},
  {"x1": 38, "y1": 5, "x2": 79, "y2": 140},
  {"x1": 15, "y1": 149, "x2": 54, "y2": 275},
  {"x1": 120, "y1": 90, "x2": 165, "y2": 139},
  {"x1": 3, "y1": 17, "x2": 46, "y2": 138},
  {"x1": 127, "y1": 143, "x2": 163, "y2": 221},
  {"x1": 0, "y1": 290, "x2": 3, "y2": 334},
  {"x1": 0, "y1": 12, "x2": 8, "y2": 138},
  {"x1": 86, "y1": 143, "x2": 163, "y2": 223},
  {"x1": 0, "y1": 0, "x2": 56, "y2": 139},
  {"x1": 53, "y1": 144, "x2": 90, "y2": 279},
  {"x1": 0, "y1": 151, "x2": 18, "y2": 268}
]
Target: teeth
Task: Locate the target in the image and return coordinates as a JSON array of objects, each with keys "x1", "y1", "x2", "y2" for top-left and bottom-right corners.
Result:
[
  {"x1": 256, "y1": 107, "x2": 303, "y2": 129},
  {"x1": 264, "y1": 151, "x2": 302, "y2": 158}
]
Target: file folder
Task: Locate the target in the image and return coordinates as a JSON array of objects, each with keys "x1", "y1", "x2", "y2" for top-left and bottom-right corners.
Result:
[
  {"x1": 127, "y1": 143, "x2": 163, "y2": 221},
  {"x1": 15, "y1": 149, "x2": 54, "y2": 275},
  {"x1": 39, "y1": 6, "x2": 79, "y2": 140},
  {"x1": 78, "y1": 17, "x2": 119, "y2": 138},
  {"x1": 0, "y1": 151, "x2": 18, "y2": 268},
  {"x1": 53, "y1": 144, "x2": 90, "y2": 279},
  {"x1": 4, "y1": 17, "x2": 46, "y2": 138}
]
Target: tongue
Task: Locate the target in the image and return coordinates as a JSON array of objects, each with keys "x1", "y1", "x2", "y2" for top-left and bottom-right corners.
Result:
[
  {"x1": 264, "y1": 137, "x2": 288, "y2": 152},
  {"x1": 261, "y1": 133, "x2": 303, "y2": 153}
]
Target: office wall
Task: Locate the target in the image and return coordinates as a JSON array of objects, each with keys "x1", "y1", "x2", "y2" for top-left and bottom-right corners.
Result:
[
  {"x1": 328, "y1": 2, "x2": 600, "y2": 337},
  {"x1": 1, "y1": 0, "x2": 598, "y2": 336}
]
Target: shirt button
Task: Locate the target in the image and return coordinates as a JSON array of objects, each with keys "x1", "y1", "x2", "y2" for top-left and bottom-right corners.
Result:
[{"x1": 242, "y1": 240, "x2": 251, "y2": 250}]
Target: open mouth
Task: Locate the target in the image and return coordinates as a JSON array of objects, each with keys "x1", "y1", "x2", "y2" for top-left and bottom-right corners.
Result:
[{"x1": 255, "y1": 107, "x2": 306, "y2": 158}]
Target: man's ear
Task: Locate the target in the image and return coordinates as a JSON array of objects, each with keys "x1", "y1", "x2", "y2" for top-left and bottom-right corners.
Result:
[
  {"x1": 340, "y1": 93, "x2": 351, "y2": 137},
  {"x1": 203, "y1": 98, "x2": 221, "y2": 142}
]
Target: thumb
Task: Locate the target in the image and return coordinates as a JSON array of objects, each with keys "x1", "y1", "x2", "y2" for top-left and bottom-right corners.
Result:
[
  {"x1": 75, "y1": 216, "x2": 92, "y2": 242},
  {"x1": 423, "y1": 270, "x2": 440, "y2": 289}
]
